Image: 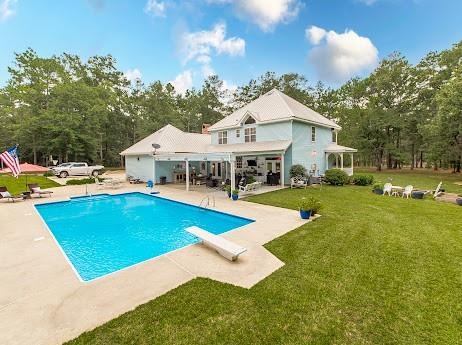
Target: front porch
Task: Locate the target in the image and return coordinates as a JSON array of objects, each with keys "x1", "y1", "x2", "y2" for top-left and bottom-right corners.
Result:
[{"x1": 324, "y1": 143, "x2": 357, "y2": 176}]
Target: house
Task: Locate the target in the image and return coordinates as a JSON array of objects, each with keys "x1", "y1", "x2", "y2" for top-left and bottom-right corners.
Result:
[{"x1": 120, "y1": 89, "x2": 356, "y2": 190}]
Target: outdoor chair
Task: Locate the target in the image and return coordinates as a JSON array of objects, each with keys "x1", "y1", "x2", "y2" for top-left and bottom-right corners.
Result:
[
  {"x1": 383, "y1": 183, "x2": 392, "y2": 196},
  {"x1": 291, "y1": 176, "x2": 307, "y2": 189},
  {"x1": 402, "y1": 185, "x2": 413, "y2": 199},
  {"x1": 0, "y1": 186, "x2": 24, "y2": 202},
  {"x1": 27, "y1": 184, "x2": 53, "y2": 198}
]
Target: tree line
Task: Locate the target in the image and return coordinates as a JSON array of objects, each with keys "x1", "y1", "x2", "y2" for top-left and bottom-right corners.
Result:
[{"x1": 0, "y1": 42, "x2": 461, "y2": 171}]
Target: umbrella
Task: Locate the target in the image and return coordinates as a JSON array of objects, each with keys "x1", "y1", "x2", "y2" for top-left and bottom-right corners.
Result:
[{"x1": 1, "y1": 162, "x2": 50, "y2": 173}]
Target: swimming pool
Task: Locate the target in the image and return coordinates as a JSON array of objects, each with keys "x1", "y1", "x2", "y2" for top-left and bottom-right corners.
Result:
[{"x1": 35, "y1": 192, "x2": 253, "y2": 281}]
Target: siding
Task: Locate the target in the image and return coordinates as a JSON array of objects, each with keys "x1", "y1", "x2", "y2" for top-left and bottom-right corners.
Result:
[{"x1": 291, "y1": 121, "x2": 332, "y2": 175}]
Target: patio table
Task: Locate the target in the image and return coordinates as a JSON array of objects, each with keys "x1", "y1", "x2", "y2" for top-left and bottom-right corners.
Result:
[{"x1": 391, "y1": 185, "x2": 403, "y2": 197}]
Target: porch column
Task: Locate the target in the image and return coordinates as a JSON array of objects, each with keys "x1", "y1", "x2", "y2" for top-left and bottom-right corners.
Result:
[
  {"x1": 325, "y1": 153, "x2": 329, "y2": 171},
  {"x1": 350, "y1": 153, "x2": 354, "y2": 174},
  {"x1": 340, "y1": 153, "x2": 344, "y2": 170},
  {"x1": 280, "y1": 152, "x2": 285, "y2": 187},
  {"x1": 185, "y1": 159, "x2": 189, "y2": 192},
  {"x1": 230, "y1": 157, "x2": 235, "y2": 190}
]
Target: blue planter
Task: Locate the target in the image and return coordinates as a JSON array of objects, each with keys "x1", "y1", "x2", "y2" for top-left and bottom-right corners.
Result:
[
  {"x1": 300, "y1": 210, "x2": 311, "y2": 219},
  {"x1": 232, "y1": 194, "x2": 238, "y2": 201}
]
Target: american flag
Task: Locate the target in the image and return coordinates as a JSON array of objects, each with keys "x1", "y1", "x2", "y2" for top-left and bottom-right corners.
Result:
[{"x1": 0, "y1": 145, "x2": 21, "y2": 177}]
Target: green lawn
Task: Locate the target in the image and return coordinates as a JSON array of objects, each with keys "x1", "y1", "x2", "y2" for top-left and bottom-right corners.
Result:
[
  {"x1": 0, "y1": 174, "x2": 60, "y2": 195},
  {"x1": 67, "y1": 172, "x2": 462, "y2": 345}
]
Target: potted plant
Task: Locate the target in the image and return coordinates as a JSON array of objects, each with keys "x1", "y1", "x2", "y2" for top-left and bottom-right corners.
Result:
[
  {"x1": 456, "y1": 195, "x2": 462, "y2": 206},
  {"x1": 224, "y1": 185, "x2": 231, "y2": 198},
  {"x1": 231, "y1": 189, "x2": 239, "y2": 201},
  {"x1": 372, "y1": 182, "x2": 383, "y2": 195},
  {"x1": 309, "y1": 197, "x2": 322, "y2": 215},
  {"x1": 297, "y1": 197, "x2": 312, "y2": 219}
]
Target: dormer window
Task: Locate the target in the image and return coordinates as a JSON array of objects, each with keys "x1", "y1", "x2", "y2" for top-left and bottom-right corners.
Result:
[
  {"x1": 244, "y1": 116, "x2": 256, "y2": 125},
  {"x1": 218, "y1": 131, "x2": 228, "y2": 144}
]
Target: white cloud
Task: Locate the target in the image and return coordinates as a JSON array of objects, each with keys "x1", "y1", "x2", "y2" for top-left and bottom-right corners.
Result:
[
  {"x1": 170, "y1": 70, "x2": 193, "y2": 95},
  {"x1": 305, "y1": 25, "x2": 326, "y2": 45},
  {"x1": 179, "y1": 22, "x2": 245, "y2": 79},
  {"x1": 207, "y1": 0, "x2": 301, "y2": 32},
  {"x1": 144, "y1": 0, "x2": 166, "y2": 17},
  {"x1": 306, "y1": 26, "x2": 379, "y2": 83},
  {"x1": 0, "y1": 0, "x2": 16, "y2": 21},
  {"x1": 124, "y1": 68, "x2": 142, "y2": 83}
]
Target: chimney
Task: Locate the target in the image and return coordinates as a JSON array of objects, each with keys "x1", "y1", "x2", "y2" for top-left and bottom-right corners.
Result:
[{"x1": 202, "y1": 123, "x2": 211, "y2": 134}]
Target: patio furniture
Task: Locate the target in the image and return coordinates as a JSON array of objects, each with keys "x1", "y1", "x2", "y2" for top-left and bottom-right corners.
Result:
[
  {"x1": 291, "y1": 176, "x2": 307, "y2": 189},
  {"x1": 0, "y1": 187, "x2": 24, "y2": 202},
  {"x1": 383, "y1": 183, "x2": 392, "y2": 196},
  {"x1": 27, "y1": 184, "x2": 53, "y2": 198},
  {"x1": 402, "y1": 185, "x2": 413, "y2": 199},
  {"x1": 391, "y1": 185, "x2": 403, "y2": 197},
  {"x1": 185, "y1": 226, "x2": 247, "y2": 261}
]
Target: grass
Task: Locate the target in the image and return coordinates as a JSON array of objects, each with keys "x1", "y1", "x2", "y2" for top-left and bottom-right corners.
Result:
[
  {"x1": 67, "y1": 171, "x2": 462, "y2": 345},
  {"x1": 0, "y1": 174, "x2": 60, "y2": 195}
]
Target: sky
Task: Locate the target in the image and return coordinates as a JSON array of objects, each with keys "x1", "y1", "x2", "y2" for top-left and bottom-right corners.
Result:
[{"x1": 1, "y1": 0, "x2": 462, "y2": 93}]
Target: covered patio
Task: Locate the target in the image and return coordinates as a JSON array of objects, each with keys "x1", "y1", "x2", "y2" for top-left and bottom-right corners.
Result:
[
  {"x1": 324, "y1": 143, "x2": 357, "y2": 176},
  {"x1": 152, "y1": 140, "x2": 291, "y2": 192}
]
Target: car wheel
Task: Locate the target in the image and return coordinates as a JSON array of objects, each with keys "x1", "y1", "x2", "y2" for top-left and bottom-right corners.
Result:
[
  {"x1": 92, "y1": 170, "x2": 99, "y2": 177},
  {"x1": 59, "y1": 171, "x2": 68, "y2": 178}
]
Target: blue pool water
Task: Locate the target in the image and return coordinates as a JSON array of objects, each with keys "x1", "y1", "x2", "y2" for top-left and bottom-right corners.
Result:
[{"x1": 35, "y1": 192, "x2": 253, "y2": 281}]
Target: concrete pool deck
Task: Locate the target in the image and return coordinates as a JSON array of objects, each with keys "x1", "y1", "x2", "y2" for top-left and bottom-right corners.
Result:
[{"x1": 0, "y1": 182, "x2": 318, "y2": 345}]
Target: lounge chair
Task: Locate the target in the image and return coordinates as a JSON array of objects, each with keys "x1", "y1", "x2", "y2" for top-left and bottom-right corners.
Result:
[
  {"x1": 383, "y1": 183, "x2": 392, "y2": 196},
  {"x1": 27, "y1": 184, "x2": 53, "y2": 198},
  {"x1": 402, "y1": 185, "x2": 413, "y2": 199},
  {"x1": 0, "y1": 186, "x2": 24, "y2": 202},
  {"x1": 239, "y1": 182, "x2": 258, "y2": 193},
  {"x1": 420, "y1": 181, "x2": 443, "y2": 198},
  {"x1": 185, "y1": 226, "x2": 247, "y2": 261},
  {"x1": 291, "y1": 176, "x2": 307, "y2": 189}
]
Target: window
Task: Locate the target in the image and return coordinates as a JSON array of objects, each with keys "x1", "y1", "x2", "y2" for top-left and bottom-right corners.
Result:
[
  {"x1": 218, "y1": 131, "x2": 228, "y2": 144},
  {"x1": 332, "y1": 129, "x2": 337, "y2": 143},
  {"x1": 236, "y1": 129, "x2": 240, "y2": 138},
  {"x1": 311, "y1": 126, "x2": 316, "y2": 142},
  {"x1": 236, "y1": 156, "x2": 242, "y2": 168},
  {"x1": 245, "y1": 127, "x2": 256, "y2": 142}
]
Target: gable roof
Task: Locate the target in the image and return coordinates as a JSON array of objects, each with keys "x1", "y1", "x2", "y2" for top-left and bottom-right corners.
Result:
[
  {"x1": 120, "y1": 124, "x2": 210, "y2": 156},
  {"x1": 208, "y1": 89, "x2": 341, "y2": 131}
]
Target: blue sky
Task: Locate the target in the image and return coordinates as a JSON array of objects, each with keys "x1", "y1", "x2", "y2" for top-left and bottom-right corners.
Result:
[{"x1": 1, "y1": 0, "x2": 461, "y2": 91}]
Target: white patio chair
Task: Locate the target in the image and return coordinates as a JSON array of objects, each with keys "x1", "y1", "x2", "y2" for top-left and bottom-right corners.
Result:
[
  {"x1": 383, "y1": 183, "x2": 392, "y2": 196},
  {"x1": 291, "y1": 176, "x2": 307, "y2": 189},
  {"x1": 402, "y1": 185, "x2": 413, "y2": 199}
]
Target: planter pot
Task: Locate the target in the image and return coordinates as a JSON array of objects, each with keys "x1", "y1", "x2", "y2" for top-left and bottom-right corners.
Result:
[
  {"x1": 412, "y1": 191, "x2": 425, "y2": 199},
  {"x1": 299, "y1": 209, "x2": 312, "y2": 219},
  {"x1": 373, "y1": 188, "x2": 383, "y2": 195},
  {"x1": 456, "y1": 198, "x2": 462, "y2": 206},
  {"x1": 232, "y1": 194, "x2": 238, "y2": 201}
]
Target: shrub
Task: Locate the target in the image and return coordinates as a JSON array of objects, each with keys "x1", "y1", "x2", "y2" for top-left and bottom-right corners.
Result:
[
  {"x1": 352, "y1": 174, "x2": 374, "y2": 186},
  {"x1": 373, "y1": 182, "x2": 383, "y2": 190},
  {"x1": 324, "y1": 169, "x2": 349, "y2": 186},
  {"x1": 289, "y1": 164, "x2": 307, "y2": 178},
  {"x1": 66, "y1": 178, "x2": 98, "y2": 185},
  {"x1": 232, "y1": 189, "x2": 239, "y2": 195},
  {"x1": 43, "y1": 170, "x2": 54, "y2": 177}
]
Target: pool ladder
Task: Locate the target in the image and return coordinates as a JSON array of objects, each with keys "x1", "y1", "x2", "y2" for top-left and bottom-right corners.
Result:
[{"x1": 199, "y1": 195, "x2": 215, "y2": 208}]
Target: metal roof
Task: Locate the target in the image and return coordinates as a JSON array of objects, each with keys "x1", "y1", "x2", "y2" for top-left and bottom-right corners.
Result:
[
  {"x1": 207, "y1": 140, "x2": 292, "y2": 154},
  {"x1": 208, "y1": 89, "x2": 341, "y2": 131},
  {"x1": 325, "y1": 143, "x2": 357, "y2": 153},
  {"x1": 120, "y1": 124, "x2": 210, "y2": 156}
]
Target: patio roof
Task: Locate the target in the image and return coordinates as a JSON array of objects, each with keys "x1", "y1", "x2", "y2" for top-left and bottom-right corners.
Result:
[
  {"x1": 325, "y1": 143, "x2": 357, "y2": 153},
  {"x1": 207, "y1": 140, "x2": 292, "y2": 155}
]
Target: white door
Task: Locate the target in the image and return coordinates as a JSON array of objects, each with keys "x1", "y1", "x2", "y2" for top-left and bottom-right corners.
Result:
[{"x1": 265, "y1": 160, "x2": 281, "y2": 174}]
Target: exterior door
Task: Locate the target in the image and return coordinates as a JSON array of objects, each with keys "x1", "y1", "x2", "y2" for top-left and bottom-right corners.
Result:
[{"x1": 266, "y1": 160, "x2": 281, "y2": 174}]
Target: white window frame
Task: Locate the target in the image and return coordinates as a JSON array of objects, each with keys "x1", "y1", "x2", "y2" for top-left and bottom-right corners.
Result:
[
  {"x1": 311, "y1": 126, "x2": 316, "y2": 142},
  {"x1": 218, "y1": 130, "x2": 228, "y2": 145},
  {"x1": 245, "y1": 127, "x2": 256, "y2": 143}
]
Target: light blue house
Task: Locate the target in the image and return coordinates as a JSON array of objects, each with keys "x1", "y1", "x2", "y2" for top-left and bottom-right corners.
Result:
[{"x1": 121, "y1": 89, "x2": 356, "y2": 190}]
